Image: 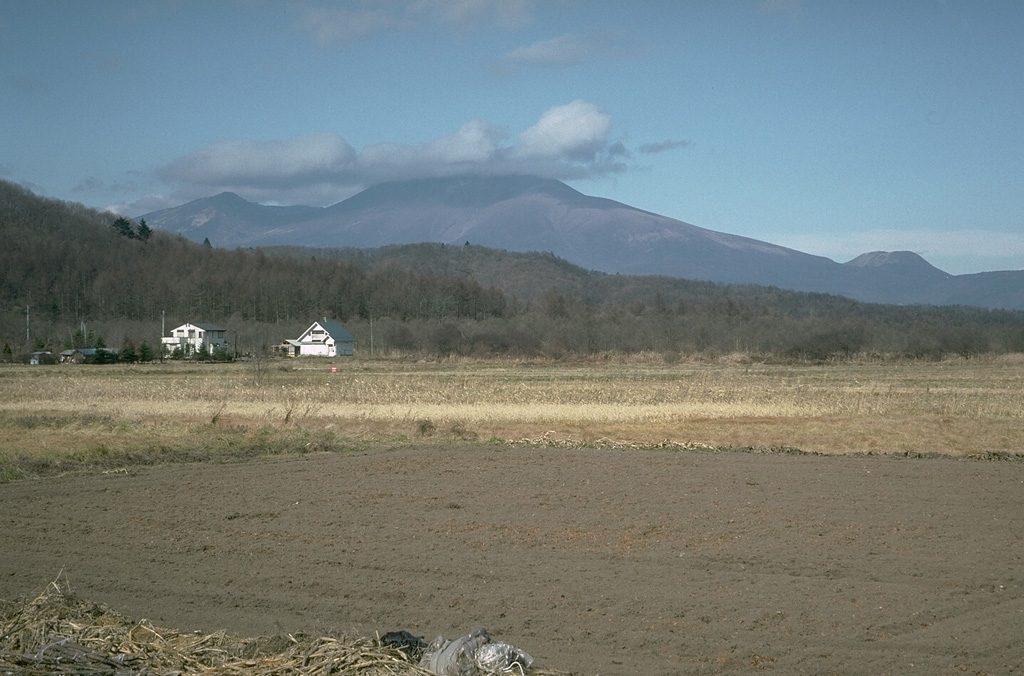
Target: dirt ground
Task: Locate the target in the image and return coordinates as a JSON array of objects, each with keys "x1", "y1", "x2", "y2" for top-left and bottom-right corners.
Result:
[{"x1": 2, "y1": 446, "x2": 1022, "y2": 675}]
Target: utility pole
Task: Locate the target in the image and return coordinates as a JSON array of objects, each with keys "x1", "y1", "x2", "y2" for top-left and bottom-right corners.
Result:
[{"x1": 25, "y1": 305, "x2": 29, "y2": 347}]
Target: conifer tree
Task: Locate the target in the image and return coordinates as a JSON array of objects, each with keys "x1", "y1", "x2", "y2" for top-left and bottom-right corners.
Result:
[
  {"x1": 120, "y1": 340, "x2": 138, "y2": 363},
  {"x1": 138, "y1": 341, "x2": 154, "y2": 363},
  {"x1": 111, "y1": 216, "x2": 136, "y2": 239}
]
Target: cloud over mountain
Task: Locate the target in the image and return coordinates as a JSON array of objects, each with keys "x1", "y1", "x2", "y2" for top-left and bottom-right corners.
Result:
[
  {"x1": 153, "y1": 100, "x2": 630, "y2": 209},
  {"x1": 161, "y1": 133, "x2": 358, "y2": 188},
  {"x1": 514, "y1": 100, "x2": 612, "y2": 159}
]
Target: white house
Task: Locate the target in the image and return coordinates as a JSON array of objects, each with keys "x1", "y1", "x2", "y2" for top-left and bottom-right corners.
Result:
[
  {"x1": 162, "y1": 322, "x2": 227, "y2": 356},
  {"x1": 281, "y1": 320, "x2": 356, "y2": 357}
]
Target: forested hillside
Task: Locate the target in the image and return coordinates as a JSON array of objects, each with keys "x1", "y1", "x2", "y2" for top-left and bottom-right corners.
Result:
[
  {"x1": 0, "y1": 182, "x2": 504, "y2": 358},
  {"x1": 3, "y1": 180, "x2": 1023, "y2": 361}
]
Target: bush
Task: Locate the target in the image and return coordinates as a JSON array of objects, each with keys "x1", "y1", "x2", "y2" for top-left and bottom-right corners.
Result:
[{"x1": 433, "y1": 323, "x2": 463, "y2": 355}]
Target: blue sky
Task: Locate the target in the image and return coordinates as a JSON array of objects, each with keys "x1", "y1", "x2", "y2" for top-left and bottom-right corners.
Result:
[{"x1": 2, "y1": 1, "x2": 1023, "y2": 274}]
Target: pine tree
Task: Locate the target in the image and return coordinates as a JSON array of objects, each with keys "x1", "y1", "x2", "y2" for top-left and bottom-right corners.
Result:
[
  {"x1": 137, "y1": 218, "x2": 152, "y2": 241},
  {"x1": 111, "y1": 216, "x2": 137, "y2": 239},
  {"x1": 120, "y1": 341, "x2": 138, "y2": 363},
  {"x1": 138, "y1": 341, "x2": 154, "y2": 363}
]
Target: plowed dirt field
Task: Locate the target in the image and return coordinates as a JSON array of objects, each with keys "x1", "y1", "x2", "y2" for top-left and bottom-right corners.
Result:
[{"x1": 2, "y1": 446, "x2": 1022, "y2": 675}]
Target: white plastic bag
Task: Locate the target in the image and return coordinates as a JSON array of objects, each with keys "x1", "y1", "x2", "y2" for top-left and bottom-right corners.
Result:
[
  {"x1": 420, "y1": 628, "x2": 491, "y2": 676},
  {"x1": 474, "y1": 641, "x2": 534, "y2": 675}
]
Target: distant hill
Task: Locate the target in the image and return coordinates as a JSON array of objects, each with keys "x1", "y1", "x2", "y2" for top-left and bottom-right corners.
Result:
[
  {"x1": 4, "y1": 178, "x2": 1024, "y2": 360},
  {"x1": 139, "y1": 191, "x2": 322, "y2": 245},
  {"x1": 143, "y1": 175, "x2": 1024, "y2": 310},
  {"x1": 264, "y1": 242, "x2": 725, "y2": 306}
]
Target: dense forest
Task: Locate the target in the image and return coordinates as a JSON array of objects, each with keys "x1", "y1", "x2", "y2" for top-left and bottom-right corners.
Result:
[{"x1": 3, "y1": 179, "x2": 1023, "y2": 362}]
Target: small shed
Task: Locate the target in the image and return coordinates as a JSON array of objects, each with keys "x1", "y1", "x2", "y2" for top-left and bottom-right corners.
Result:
[
  {"x1": 61, "y1": 349, "x2": 86, "y2": 364},
  {"x1": 275, "y1": 339, "x2": 303, "y2": 358},
  {"x1": 60, "y1": 348, "x2": 116, "y2": 364}
]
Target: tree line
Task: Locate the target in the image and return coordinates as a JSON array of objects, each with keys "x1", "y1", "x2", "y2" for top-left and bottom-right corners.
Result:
[{"x1": 3, "y1": 179, "x2": 1023, "y2": 362}]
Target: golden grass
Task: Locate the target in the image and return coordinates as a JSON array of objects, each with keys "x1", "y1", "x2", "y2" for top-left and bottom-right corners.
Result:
[{"x1": 2, "y1": 354, "x2": 1023, "y2": 477}]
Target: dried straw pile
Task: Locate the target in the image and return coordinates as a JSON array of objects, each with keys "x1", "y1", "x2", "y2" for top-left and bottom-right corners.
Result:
[{"x1": 0, "y1": 580, "x2": 579, "y2": 676}]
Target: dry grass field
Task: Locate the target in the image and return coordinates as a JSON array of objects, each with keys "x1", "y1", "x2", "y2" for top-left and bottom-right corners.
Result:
[
  {"x1": 4, "y1": 355, "x2": 1024, "y2": 675},
  {"x1": 2, "y1": 354, "x2": 1023, "y2": 477}
]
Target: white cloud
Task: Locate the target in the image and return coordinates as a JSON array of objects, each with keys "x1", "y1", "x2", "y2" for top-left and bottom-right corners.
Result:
[
  {"x1": 421, "y1": 120, "x2": 508, "y2": 164},
  {"x1": 73, "y1": 175, "x2": 143, "y2": 196},
  {"x1": 637, "y1": 139, "x2": 693, "y2": 154},
  {"x1": 410, "y1": 0, "x2": 535, "y2": 27},
  {"x1": 107, "y1": 193, "x2": 177, "y2": 216},
  {"x1": 154, "y1": 101, "x2": 628, "y2": 206},
  {"x1": 293, "y1": 0, "x2": 535, "y2": 47},
  {"x1": 292, "y1": 7, "x2": 403, "y2": 47},
  {"x1": 162, "y1": 133, "x2": 357, "y2": 187},
  {"x1": 500, "y1": 32, "x2": 611, "y2": 69},
  {"x1": 353, "y1": 120, "x2": 507, "y2": 181},
  {"x1": 515, "y1": 100, "x2": 613, "y2": 160}
]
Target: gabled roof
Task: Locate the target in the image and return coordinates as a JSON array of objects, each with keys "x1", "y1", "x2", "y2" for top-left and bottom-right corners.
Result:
[
  {"x1": 302, "y1": 320, "x2": 356, "y2": 343},
  {"x1": 319, "y1": 320, "x2": 355, "y2": 342},
  {"x1": 169, "y1": 322, "x2": 226, "y2": 332}
]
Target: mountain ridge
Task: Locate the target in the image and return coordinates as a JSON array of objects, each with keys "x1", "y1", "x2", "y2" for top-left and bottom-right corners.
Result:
[{"x1": 141, "y1": 175, "x2": 1024, "y2": 310}]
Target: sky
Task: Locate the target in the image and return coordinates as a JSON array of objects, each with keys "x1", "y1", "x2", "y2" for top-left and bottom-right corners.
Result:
[{"x1": 2, "y1": 0, "x2": 1023, "y2": 275}]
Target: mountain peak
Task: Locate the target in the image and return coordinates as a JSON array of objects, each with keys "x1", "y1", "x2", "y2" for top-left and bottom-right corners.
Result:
[
  {"x1": 197, "y1": 191, "x2": 247, "y2": 206},
  {"x1": 139, "y1": 174, "x2": 1024, "y2": 308},
  {"x1": 846, "y1": 251, "x2": 923, "y2": 267},
  {"x1": 845, "y1": 251, "x2": 950, "y2": 277},
  {"x1": 331, "y1": 174, "x2": 585, "y2": 211}
]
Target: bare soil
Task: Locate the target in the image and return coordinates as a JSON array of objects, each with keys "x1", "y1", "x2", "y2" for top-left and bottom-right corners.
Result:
[{"x1": 2, "y1": 446, "x2": 1022, "y2": 675}]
